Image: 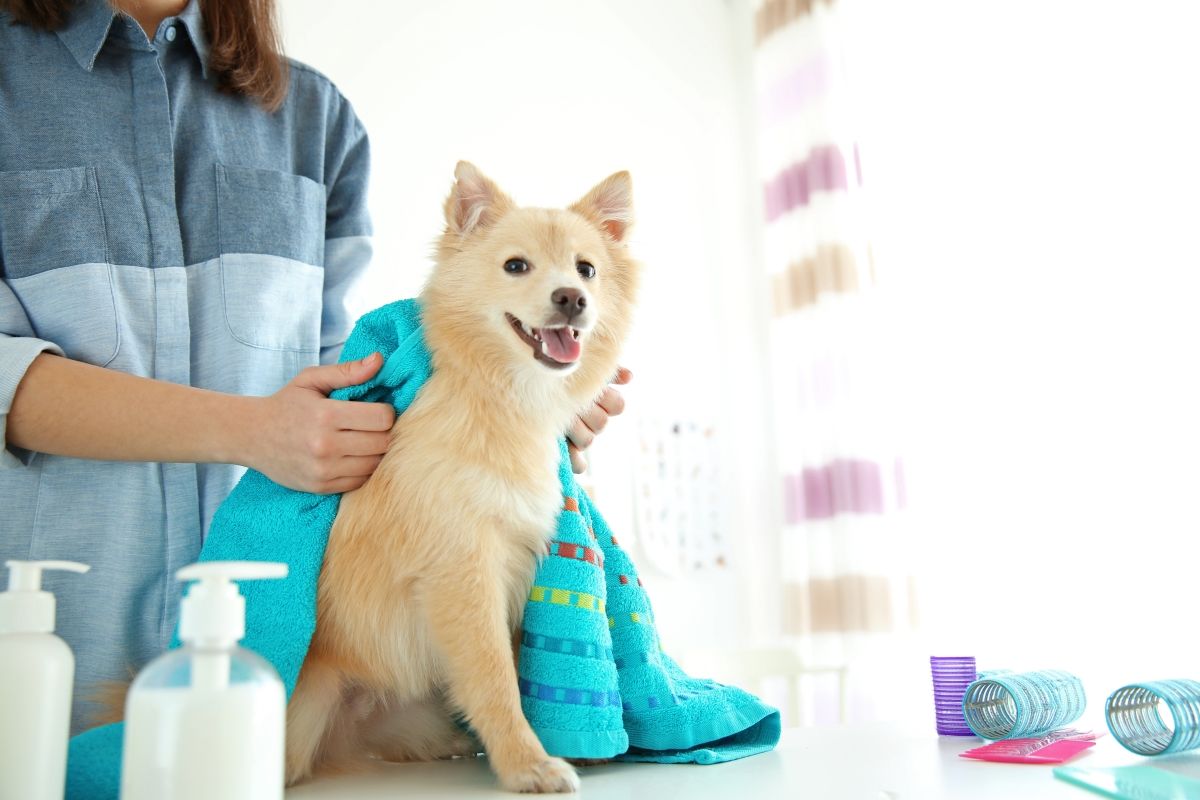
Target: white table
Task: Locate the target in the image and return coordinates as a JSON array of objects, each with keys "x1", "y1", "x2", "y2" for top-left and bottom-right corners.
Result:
[{"x1": 286, "y1": 724, "x2": 1200, "y2": 799}]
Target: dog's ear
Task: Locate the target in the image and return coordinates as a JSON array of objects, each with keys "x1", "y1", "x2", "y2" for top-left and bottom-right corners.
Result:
[
  {"x1": 444, "y1": 161, "x2": 514, "y2": 237},
  {"x1": 571, "y1": 171, "x2": 633, "y2": 243}
]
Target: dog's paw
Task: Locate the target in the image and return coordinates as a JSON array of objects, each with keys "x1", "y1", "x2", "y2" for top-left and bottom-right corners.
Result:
[{"x1": 499, "y1": 757, "x2": 581, "y2": 794}]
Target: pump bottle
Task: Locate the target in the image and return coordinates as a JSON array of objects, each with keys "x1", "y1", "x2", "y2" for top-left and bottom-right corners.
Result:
[
  {"x1": 0, "y1": 559, "x2": 90, "y2": 800},
  {"x1": 120, "y1": 561, "x2": 288, "y2": 800}
]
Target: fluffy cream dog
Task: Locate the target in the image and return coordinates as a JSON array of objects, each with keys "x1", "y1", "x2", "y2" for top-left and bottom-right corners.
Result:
[{"x1": 284, "y1": 162, "x2": 641, "y2": 793}]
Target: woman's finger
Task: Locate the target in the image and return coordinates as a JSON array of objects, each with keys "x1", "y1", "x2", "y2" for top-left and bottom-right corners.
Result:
[
  {"x1": 336, "y1": 430, "x2": 392, "y2": 457},
  {"x1": 329, "y1": 400, "x2": 396, "y2": 432},
  {"x1": 568, "y1": 442, "x2": 588, "y2": 474},
  {"x1": 330, "y1": 454, "x2": 384, "y2": 479},
  {"x1": 568, "y1": 416, "x2": 596, "y2": 450},
  {"x1": 595, "y1": 385, "x2": 625, "y2": 417}
]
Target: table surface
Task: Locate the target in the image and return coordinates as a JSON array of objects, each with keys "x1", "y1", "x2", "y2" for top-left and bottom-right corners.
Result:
[{"x1": 285, "y1": 723, "x2": 1200, "y2": 799}]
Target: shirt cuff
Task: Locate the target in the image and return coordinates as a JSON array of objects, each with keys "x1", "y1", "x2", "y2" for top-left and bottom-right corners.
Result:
[{"x1": 0, "y1": 335, "x2": 65, "y2": 469}]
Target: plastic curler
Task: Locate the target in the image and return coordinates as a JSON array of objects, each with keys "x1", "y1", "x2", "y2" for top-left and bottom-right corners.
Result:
[
  {"x1": 930, "y1": 656, "x2": 977, "y2": 736},
  {"x1": 1105, "y1": 679, "x2": 1200, "y2": 756},
  {"x1": 962, "y1": 669, "x2": 1086, "y2": 740}
]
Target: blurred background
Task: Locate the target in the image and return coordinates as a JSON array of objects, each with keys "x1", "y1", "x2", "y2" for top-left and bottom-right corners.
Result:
[{"x1": 282, "y1": 0, "x2": 1200, "y2": 729}]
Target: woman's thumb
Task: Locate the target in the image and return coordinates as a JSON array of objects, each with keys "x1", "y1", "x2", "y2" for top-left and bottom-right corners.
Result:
[{"x1": 295, "y1": 352, "x2": 382, "y2": 394}]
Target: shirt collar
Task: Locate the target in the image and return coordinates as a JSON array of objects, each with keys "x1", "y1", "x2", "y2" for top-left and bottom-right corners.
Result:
[
  {"x1": 55, "y1": 0, "x2": 118, "y2": 72},
  {"x1": 56, "y1": 0, "x2": 211, "y2": 79},
  {"x1": 176, "y1": 0, "x2": 211, "y2": 79}
]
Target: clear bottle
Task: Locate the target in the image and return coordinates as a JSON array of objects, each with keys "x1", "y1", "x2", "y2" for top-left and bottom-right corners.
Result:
[
  {"x1": 0, "y1": 559, "x2": 90, "y2": 800},
  {"x1": 120, "y1": 561, "x2": 288, "y2": 800}
]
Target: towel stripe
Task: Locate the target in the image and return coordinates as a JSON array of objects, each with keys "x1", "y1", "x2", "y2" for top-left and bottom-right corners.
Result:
[
  {"x1": 545, "y1": 540, "x2": 604, "y2": 569},
  {"x1": 529, "y1": 585, "x2": 606, "y2": 613},
  {"x1": 613, "y1": 650, "x2": 654, "y2": 670},
  {"x1": 518, "y1": 677, "x2": 621, "y2": 708},
  {"x1": 621, "y1": 694, "x2": 679, "y2": 712},
  {"x1": 608, "y1": 610, "x2": 653, "y2": 629},
  {"x1": 521, "y1": 631, "x2": 613, "y2": 661},
  {"x1": 563, "y1": 496, "x2": 580, "y2": 513},
  {"x1": 616, "y1": 574, "x2": 644, "y2": 587}
]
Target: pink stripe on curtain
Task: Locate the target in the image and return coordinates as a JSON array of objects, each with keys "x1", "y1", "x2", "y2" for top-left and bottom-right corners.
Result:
[
  {"x1": 763, "y1": 144, "x2": 861, "y2": 222},
  {"x1": 783, "y1": 459, "x2": 897, "y2": 523},
  {"x1": 762, "y1": 54, "x2": 832, "y2": 125}
]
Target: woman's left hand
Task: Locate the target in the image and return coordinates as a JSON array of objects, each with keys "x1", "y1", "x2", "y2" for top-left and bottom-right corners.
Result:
[{"x1": 567, "y1": 367, "x2": 633, "y2": 474}]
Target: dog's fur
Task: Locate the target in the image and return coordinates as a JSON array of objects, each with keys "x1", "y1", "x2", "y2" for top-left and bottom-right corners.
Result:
[{"x1": 283, "y1": 163, "x2": 640, "y2": 792}]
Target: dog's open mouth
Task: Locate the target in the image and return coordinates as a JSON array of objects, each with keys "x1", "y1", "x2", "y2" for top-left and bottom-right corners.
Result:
[{"x1": 505, "y1": 313, "x2": 581, "y2": 369}]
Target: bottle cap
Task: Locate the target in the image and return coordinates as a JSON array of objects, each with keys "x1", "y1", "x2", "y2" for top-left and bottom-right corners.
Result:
[
  {"x1": 0, "y1": 560, "x2": 90, "y2": 635},
  {"x1": 176, "y1": 561, "x2": 287, "y2": 647}
]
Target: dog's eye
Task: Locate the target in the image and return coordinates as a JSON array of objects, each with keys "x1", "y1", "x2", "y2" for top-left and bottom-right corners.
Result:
[
  {"x1": 504, "y1": 258, "x2": 529, "y2": 274},
  {"x1": 576, "y1": 261, "x2": 596, "y2": 279}
]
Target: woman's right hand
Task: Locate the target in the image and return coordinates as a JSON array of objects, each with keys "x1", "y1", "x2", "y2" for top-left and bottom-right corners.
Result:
[{"x1": 248, "y1": 352, "x2": 397, "y2": 494}]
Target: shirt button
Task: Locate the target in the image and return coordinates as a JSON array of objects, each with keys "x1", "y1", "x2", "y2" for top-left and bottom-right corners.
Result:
[{"x1": 165, "y1": 25, "x2": 177, "y2": 42}]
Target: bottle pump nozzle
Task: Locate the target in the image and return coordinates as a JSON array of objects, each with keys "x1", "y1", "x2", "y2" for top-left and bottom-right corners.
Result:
[
  {"x1": 177, "y1": 561, "x2": 287, "y2": 647},
  {"x1": 0, "y1": 560, "x2": 90, "y2": 635},
  {"x1": 176, "y1": 561, "x2": 287, "y2": 693}
]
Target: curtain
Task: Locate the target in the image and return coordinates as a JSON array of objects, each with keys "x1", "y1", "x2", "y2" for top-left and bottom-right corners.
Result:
[{"x1": 753, "y1": 0, "x2": 915, "y2": 721}]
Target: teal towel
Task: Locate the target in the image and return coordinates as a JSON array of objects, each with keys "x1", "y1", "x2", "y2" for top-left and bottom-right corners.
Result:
[{"x1": 66, "y1": 299, "x2": 778, "y2": 798}]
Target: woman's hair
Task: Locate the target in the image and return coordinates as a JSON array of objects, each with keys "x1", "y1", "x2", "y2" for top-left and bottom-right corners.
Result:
[{"x1": 0, "y1": 0, "x2": 289, "y2": 111}]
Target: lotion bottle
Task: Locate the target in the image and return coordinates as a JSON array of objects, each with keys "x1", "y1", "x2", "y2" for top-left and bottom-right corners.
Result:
[
  {"x1": 0, "y1": 559, "x2": 90, "y2": 800},
  {"x1": 120, "y1": 561, "x2": 288, "y2": 800}
]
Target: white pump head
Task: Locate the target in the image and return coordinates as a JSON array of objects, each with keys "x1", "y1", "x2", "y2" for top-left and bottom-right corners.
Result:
[
  {"x1": 0, "y1": 560, "x2": 90, "y2": 635},
  {"x1": 176, "y1": 561, "x2": 287, "y2": 647}
]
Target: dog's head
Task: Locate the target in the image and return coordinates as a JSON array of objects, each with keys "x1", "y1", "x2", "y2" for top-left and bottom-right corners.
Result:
[{"x1": 423, "y1": 162, "x2": 639, "y2": 406}]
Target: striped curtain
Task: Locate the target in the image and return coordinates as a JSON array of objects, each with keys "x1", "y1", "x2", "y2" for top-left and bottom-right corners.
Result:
[{"x1": 754, "y1": 0, "x2": 914, "y2": 713}]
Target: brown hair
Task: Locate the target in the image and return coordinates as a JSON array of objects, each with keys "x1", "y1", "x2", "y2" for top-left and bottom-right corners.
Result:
[{"x1": 1, "y1": 0, "x2": 289, "y2": 111}]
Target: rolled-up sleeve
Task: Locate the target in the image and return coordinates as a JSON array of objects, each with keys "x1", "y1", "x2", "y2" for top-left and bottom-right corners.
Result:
[
  {"x1": 319, "y1": 93, "x2": 373, "y2": 365},
  {"x1": 0, "y1": 279, "x2": 64, "y2": 468}
]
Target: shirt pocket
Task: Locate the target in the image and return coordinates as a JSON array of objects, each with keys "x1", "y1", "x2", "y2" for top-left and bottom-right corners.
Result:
[
  {"x1": 216, "y1": 164, "x2": 327, "y2": 352},
  {"x1": 0, "y1": 167, "x2": 119, "y2": 366}
]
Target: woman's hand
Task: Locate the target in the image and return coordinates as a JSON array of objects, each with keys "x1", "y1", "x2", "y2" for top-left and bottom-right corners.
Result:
[
  {"x1": 249, "y1": 353, "x2": 397, "y2": 493},
  {"x1": 567, "y1": 367, "x2": 633, "y2": 474}
]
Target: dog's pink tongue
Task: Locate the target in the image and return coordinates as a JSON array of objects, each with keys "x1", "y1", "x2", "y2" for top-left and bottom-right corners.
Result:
[{"x1": 540, "y1": 328, "x2": 580, "y2": 363}]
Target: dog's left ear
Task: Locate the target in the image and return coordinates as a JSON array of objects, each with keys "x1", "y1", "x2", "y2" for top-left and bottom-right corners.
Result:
[
  {"x1": 444, "y1": 161, "x2": 514, "y2": 237},
  {"x1": 571, "y1": 171, "x2": 633, "y2": 243}
]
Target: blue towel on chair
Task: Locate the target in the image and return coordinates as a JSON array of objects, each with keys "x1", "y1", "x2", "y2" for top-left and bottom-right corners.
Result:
[{"x1": 66, "y1": 299, "x2": 779, "y2": 798}]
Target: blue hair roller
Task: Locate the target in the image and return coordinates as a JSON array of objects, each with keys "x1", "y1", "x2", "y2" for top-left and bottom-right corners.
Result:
[
  {"x1": 1105, "y1": 679, "x2": 1200, "y2": 756},
  {"x1": 961, "y1": 669, "x2": 1086, "y2": 739}
]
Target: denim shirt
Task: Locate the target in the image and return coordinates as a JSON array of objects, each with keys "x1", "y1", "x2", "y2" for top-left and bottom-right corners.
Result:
[{"x1": 0, "y1": 0, "x2": 372, "y2": 731}]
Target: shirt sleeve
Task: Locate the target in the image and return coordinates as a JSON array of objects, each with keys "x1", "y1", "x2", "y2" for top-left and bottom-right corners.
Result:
[
  {"x1": 0, "y1": 278, "x2": 64, "y2": 469},
  {"x1": 319, "y1": 93, "x2": 374, "y2": 365}
]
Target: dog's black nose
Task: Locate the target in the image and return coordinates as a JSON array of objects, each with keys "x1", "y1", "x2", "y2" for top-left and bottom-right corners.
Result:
[{"x1": 551, "y1": 287, "x2": 587, "y2": 320}]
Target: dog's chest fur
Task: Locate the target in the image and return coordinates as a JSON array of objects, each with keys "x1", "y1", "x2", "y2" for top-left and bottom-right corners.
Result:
[{"x1": 315, "y1": 376, "x2": 569, "y2": 694}]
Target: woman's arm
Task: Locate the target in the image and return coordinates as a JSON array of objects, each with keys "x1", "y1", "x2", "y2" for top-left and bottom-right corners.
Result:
[{"x1": 8, "y1": 351, "x2": 395, "y2": 493}]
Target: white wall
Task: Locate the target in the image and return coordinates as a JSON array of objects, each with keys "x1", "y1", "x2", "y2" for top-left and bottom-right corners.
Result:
[
  {"x1": 844, "y1": 0, "x2": 1200, "y2": 703},
  {"x1": 280, "y1": 0, "x2": 774, "y2": 652}
]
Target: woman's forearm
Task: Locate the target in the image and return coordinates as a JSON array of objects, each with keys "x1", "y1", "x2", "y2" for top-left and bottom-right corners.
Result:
[{"x1": 7, "y1": 353, "x2": 260, "y2": 465}]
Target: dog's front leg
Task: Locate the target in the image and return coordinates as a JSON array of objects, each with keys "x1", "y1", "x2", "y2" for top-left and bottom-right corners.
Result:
[{"x1": 422, "y1": 565, "x2": 579, "y2": 793}]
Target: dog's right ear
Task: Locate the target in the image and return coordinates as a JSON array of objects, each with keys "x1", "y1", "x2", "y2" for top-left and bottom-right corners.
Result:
[{"x1": 444, "y1": 161, "x2": 514, "y2": 237}]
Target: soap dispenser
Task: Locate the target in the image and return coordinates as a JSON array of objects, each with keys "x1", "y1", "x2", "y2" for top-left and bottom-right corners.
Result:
[
  {"x1": 120, "y1": 561, "x2": 288, "y2": 800},
  {"x1": 0, "y1": 559, "x2": 90, "y2": 800}
]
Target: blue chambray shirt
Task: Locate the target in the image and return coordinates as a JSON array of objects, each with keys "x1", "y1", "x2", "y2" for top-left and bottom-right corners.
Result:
[{"x1": 0, "y1": 0, "x2": 373, "y2": 731}]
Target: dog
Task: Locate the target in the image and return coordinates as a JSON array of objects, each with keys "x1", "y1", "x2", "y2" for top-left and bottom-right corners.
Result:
[{"x1": 283, "y1": 162, "x2": 641, "y2": 793}]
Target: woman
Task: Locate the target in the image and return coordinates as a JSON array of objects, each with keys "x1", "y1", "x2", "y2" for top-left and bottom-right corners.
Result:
[{"x1": 0, "y1": 0, "x2": 625, "y2": 733}]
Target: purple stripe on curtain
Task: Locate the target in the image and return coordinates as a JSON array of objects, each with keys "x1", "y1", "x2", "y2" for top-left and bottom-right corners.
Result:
[
  {"x1": 783, "y1": 458, "x2": 885, "y2": 522},
  {"x1": 762, "y1": 55, "x2": 832, "y2": 124},
  {"x1": 764, "y1": 145, "x2": 854, "y2": 222}
]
